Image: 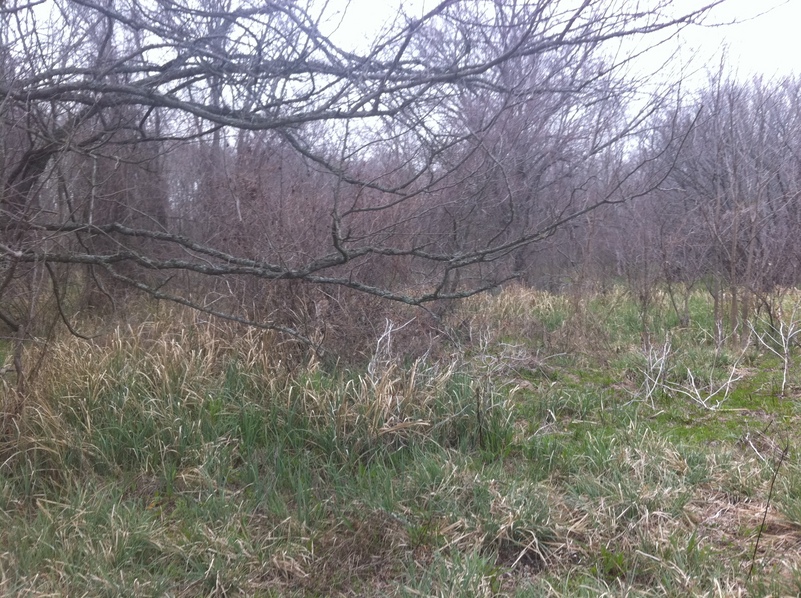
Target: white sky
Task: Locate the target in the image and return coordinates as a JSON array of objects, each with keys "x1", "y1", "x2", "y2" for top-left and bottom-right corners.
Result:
[
  {"x1": 682, "y1": 0, "x2": 801, "y2": 80},
  {"x1": 330, "y1": 0, "x2": 801, "y2": 83}
]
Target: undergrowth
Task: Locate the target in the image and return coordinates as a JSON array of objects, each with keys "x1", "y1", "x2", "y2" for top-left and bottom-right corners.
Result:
[{"x1": 2, "y1": 287, "x2": 801, "y2": 596}]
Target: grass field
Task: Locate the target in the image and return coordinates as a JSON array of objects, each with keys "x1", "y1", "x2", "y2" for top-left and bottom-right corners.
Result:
[{"x1": 2, "y1": 286, "x2": 801, "y2": 596}]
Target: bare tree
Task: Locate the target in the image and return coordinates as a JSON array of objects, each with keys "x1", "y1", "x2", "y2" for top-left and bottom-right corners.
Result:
[
  {"x1": 652, "y1": 73, "x2": 801, "y2": 343},
  {"x1": 0, "y1": 0, "x2": 726, "y2": 357}
]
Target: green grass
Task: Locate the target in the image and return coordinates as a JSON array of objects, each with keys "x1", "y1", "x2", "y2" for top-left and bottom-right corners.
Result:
[{"x1": 2, "y1": 287, "x2": 801, "y2": 595}]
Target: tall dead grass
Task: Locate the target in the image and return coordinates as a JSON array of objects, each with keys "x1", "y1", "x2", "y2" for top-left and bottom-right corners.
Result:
[{"x1": 4, "y1": 299, "x2": 512, "y2": 482}]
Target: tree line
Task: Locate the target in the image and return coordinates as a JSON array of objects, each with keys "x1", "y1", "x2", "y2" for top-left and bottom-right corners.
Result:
[{"x1": 5, "y1": 0, "x2": 791, "y2": 371}]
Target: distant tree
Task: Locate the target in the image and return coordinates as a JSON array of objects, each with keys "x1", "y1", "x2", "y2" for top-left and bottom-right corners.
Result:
[{"x1": 654, "y1": 73, "x2": 801, "y2": 341}]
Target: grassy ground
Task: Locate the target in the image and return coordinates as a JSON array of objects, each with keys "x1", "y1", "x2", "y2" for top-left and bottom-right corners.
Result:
[{"x1": 2, "y1": 286, "x2": 801, "y2": 596}]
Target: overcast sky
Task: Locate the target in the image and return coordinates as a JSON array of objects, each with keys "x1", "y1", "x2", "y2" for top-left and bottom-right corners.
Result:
[
  {"x1": 330, "y1": 0, "x2": 801, "y2": 83},
  {"x1": 684, "y1": 0, "x2": 801, "y2": 80}
]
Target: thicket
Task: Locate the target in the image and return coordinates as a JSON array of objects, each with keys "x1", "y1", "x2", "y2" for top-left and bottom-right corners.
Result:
[
  {"x1": 4, "y1": 1, "x2": 801, "y2": 592},
  {"x1": 2, "y1": 0, "x2": 741, "y2": 392}
]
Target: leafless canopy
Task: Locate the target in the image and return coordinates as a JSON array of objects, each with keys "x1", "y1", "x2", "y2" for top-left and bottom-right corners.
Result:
[{"x1": 0, "y1": 0, "x2": 724, "y2": 340}]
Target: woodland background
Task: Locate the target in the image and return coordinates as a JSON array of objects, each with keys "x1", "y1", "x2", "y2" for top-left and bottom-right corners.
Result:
[
  {"x1": 4, "y1": 0, "x2": 796, "y2": 368},
  {"x1": 6, "y1": 2, "x2": 801, "y2": 596}
]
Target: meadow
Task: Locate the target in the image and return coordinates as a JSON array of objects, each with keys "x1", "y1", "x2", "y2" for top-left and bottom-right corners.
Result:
[{"x1": 1, "y1": 286, "x2": 801, "y2": 597}]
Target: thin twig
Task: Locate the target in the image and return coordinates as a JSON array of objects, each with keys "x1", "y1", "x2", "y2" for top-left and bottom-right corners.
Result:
[{"x1": 748, "y1": 441, "x2": 790, "y2": 582}]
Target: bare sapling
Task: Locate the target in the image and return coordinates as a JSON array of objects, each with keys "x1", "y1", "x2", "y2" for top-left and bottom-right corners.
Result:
[
  {"x1": 749, "y1": 301, "x2": 801, "y2": 397},
  {"x1": 641, "y1": 330, "x2": 750, "y2": 411},
  {"x1": 669, "y1": 356, "x2": 745, "y2": 410},
  {"x1": 639, "y1": 334, "x2": 672, "y2": 408},
  {"x1": 367, "y1": 317, "x2": 417, "y2": 382}
]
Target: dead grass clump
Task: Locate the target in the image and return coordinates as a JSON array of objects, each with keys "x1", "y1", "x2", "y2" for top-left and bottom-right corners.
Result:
[
  {"x1": 296, "y1": 356, "x2": 499, "y2": 455},
  {"x1": 452, "y1": 284, "x2": 625, "y2": 369},
  {"x1": 27, "y1": 304, "x2": 292, "y2": 399},
  {"x1": 452, "y1": 285, "x2": 556, "y2": 347},
  {"x1": 1, "y1": 306, "x2": 288, "y2": 483},
  {"x1": 548, "y1": 313, "x2": 613, "y2": 358}
]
